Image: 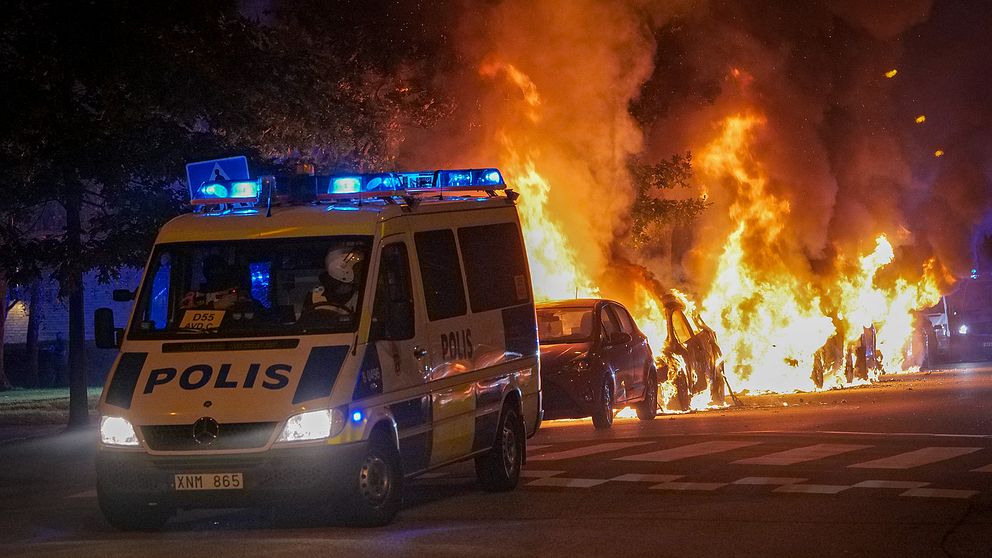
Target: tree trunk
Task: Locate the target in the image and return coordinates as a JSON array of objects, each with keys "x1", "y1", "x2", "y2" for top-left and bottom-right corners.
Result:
[
  {"x1": 25, "y1": 280, "x2": 41, "y2": 388},
  {"x1": 0, "y1": 274, "x2": 12, "y2": 391},
  {"x1": 65, "y1": 190, "x2": 88, "y2": 429}
]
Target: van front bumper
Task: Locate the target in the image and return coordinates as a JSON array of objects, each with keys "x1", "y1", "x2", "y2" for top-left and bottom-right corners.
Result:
[{"x1": 96, "y1": 441, "x2": 368, "y2": 509}]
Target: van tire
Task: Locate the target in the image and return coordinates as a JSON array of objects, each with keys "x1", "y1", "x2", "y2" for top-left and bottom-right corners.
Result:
[
  {"x1": 347, "y1": 434, "x2": 402, "y2": 527},
  {"x1": 98, "y1": 490, "x2": 170, "y2": 531},
  {"x1": 636, "y1": 366, "x2": 658, "y2": 420},
  {"x1": 476, "y1": 403, "x2": 524, "y2": 492}
]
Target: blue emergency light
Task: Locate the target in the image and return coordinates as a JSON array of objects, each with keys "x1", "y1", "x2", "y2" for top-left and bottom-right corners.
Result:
[
  {"x1": 192, "y1": 179, "x2": 262, "y2": 205},
  {"x1": 320, "y1": 168, "x2": 505, "y2": 201}
]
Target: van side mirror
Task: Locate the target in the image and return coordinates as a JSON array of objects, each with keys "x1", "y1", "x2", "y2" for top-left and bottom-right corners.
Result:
[
  {"x1": 112, "y1": 289, "x2": 135, "y2": 302},
  {"x1": 94, "y1": 308, "x2": 123, "y2": 349}
]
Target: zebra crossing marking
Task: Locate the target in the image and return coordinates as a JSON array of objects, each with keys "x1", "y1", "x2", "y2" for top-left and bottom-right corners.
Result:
[
  {"x1": 734, "y1": 443, "x2": 871, "y2": 466},
  {"x1": 900, "y1": 488, "x2": 979, "y2": 499},
  {"x1": 650, "y1": 481, "x2": 727, "y2": 491},
  {"x1": 732, "y1": 477, "x2": 806, "y2": 485},
  {"x1": 852, "y1": 480, "x2": 929, "y2": 489},
  {"x1": 527, "y1": 477, "x2": 607, "y2": 488},
  {"x1": 849, "y1": 447, "x2": 981, "y2": 469},
  {"x1": 616, "y1": 440, "x2": 760, "y2": 463},
  {"x1": 774, "y1": 484, "x2": 850, "y2": 494},
  {"x1": 530, "y1": 441, "x2": 653, "y2": 462},
  {"x1": 610, "y1": 474, "x2": 683, "y2": 483}
]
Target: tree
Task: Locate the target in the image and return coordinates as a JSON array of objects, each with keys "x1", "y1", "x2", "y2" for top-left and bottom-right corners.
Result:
[
  {"x1": 627, "y1": 152, "x2": 710, "y2": 250},
  {"x1": 0, "y1": 1, "x2": 448, "y2": 426}
]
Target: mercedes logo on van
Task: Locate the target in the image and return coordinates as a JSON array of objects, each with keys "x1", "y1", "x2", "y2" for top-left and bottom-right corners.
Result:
[{"x1": 192, "y1": 417, "x2": 220, "y2": 445}]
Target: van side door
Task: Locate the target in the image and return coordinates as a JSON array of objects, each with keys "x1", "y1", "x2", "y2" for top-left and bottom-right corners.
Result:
[
  {"x1": 413, "y1": 229, "x2": 476, "y2": 466},
  {"x1": 367, "y1": 237, "x2": 432, "y2": 474}
]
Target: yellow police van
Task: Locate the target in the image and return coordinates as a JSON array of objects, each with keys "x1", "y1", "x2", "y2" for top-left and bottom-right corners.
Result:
[{"x1": 93, "y1": 161, "x2": 541, "y2": 528}]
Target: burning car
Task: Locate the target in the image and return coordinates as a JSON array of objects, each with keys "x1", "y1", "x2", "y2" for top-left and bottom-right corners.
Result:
[
  {"x1": 658, "y1": 291, "x2": 726, "y2": 411},
  {"x1": 537, "y1": 299, "x2": 658, "y2": 428}
]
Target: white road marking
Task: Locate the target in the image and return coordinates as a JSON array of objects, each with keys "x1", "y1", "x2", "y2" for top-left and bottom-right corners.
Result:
[
  {"x1": 650, "y1": 482, "x2": 727, "y2": 491},
  {"x1": 527, "y1": 477, "x2": 607, "y2": 488},
  {"x1": 774, "y1": 484, "x2": 851, "y2": 494},
  {"x1": 849, "y1": 447, "x2": 982, "y2": 469},
  {"x1": 520, "y1": 469, "x2": 565, "y2": 478},
  {"x1": 900, "y1": 488, "x2": 979, "y2": 499},
  {"x1": 610, "y1": 474, "x2": 683, "y2": 483},
  {"x1": 971, "y1": 463, "x2": 992, "y2": 473},
  {"x1": 732, "y1": 477, "x2": 807, "y2": 485},
  {"x1": 734, "y1": 430, "x2": 992, "y2": 439},
  {"x1": 527, "y1": 444, "x2": 551, "y2": 452},
  {"x1": 530, "y1": 441, "x2": 653, "y2": 462},
  {"x1": 734, "y1": 443, "x2": 871, "y2": 466},
  {"x1": 616, "y1": 440, "x2": 760, "y2": 463},
  {"x1": 852, "y1": 480, "x2": 930, "y2": 489},
  {"x1": 66, "y1": 489, "x2": 97, "y2": 499}
]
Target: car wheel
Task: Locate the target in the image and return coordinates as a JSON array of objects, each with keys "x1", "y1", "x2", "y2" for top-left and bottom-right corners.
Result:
[
  {"x1": 709, "y1": 362, "x2": 726, "y2": 405},
  {"x1": 591, "y1": 377, "x2": 615, "y2": 429},
  {"x1": 636, "y1": 366, "x2": 658, "y2": 420},
  {"x1": 674, "y1": 369, "x2": 691, "y2": 412},
  {"x1": 97, "y1": 486, "x2": 171, "y2": 531},
  {"x1": 347, "y1": 433, "x2": 402, "y2": 526},
  {"x1": 476, "y1": 402, "x2": 525, "y2": 492}
]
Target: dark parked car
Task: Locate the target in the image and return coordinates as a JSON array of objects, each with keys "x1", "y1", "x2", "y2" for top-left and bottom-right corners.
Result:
[
  {"x1": 659, "y1": 292, "x2": 726, "y2": 411},
  {"x1": 537, "y1": 299, "x2": 658, "y2": 428}
]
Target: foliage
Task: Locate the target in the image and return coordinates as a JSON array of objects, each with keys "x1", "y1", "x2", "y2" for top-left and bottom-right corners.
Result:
[{"x1": 628, "y1": 152, "x2": 710, "y2": 249}]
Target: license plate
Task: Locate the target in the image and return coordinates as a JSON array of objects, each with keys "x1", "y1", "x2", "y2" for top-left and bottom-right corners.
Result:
[{"x1": 174, "y1": 473, "x2": 243, "y2": 491}]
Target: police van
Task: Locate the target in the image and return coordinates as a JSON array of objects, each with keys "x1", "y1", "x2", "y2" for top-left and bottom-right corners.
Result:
[{"x1": 93, "y1": 162, "x2": 541, "y2": 528}]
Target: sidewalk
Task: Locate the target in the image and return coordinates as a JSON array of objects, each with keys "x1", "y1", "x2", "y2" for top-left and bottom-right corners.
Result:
[{"x1": 0, "y1": 423, "x2": 67, "y2": 445}]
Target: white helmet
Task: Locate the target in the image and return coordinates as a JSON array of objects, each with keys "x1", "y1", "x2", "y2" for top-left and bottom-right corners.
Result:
[{"x1": 325, "y1": 248, "x2": 364, "y2": 283}]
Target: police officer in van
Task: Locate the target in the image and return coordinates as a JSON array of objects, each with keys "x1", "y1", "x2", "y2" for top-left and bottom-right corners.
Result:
[{"x1": 300, "y1": 247, "x2": 366, "y2": 325}]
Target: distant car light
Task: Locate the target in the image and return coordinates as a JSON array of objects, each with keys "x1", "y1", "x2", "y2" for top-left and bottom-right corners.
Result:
[
  {"x1": 100, "y1": 416, "x2": 139, "y2": 447},
  {"x1": 958, "y1": 324, "x2": 969, "y2": 335}
]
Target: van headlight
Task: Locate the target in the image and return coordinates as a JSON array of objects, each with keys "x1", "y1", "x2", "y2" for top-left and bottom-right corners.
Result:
[
  {"x1": 277, "y1": 408, "x2": 345, "y2": 442},
  {"x1": 100, "y1": 416, "x2": 139, "y2": 447}
]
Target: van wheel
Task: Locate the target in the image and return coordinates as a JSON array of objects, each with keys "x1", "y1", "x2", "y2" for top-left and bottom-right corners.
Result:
[
  {"x1": 674, "y1": 370, "x2": 691, "y2": 412},
  {"x1": 347, "y1": 434, "x2": 402, "y2": 526},
  {"x1": 98, "y1": 488, "x2": 170, "y2": 531},
  {"x1": 476, "y1": 403, "x2": 524, "y2": 492},
  {"x1": 636, "y1": 366, "x2": 658, "y2": 420},
  {"x1": 591, "y1": 377, "x2": 615, "y2": 429}
]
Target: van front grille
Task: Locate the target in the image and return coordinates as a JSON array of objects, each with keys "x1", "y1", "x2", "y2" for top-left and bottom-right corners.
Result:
[{"x1": 142, "y1": 422, "x2": 277, "y2": 451}]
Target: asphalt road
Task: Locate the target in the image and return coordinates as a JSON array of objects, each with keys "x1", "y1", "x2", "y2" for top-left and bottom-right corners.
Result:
[{"x1": 2, "y1": 365, "x2": 991, "y2": 558}]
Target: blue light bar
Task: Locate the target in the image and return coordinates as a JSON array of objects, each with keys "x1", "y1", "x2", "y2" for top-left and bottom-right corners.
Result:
[
  {"x1": 191, "y1": 178, "x2": 262, "y2": 205},
  {"x1": 330, "y1": 176, "x2": 362, "y2": 194},
  {"x1": 319, "y1": 168, "x2": 505, "y2": 200}
]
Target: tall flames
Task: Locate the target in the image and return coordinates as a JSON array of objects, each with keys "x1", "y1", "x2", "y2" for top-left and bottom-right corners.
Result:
[
  {"x1": 697, "y1": 114, "x2": 943, "y2": 393},
  {"x1": 485, "y1": 60, "x2": 943, "y2": 405}
]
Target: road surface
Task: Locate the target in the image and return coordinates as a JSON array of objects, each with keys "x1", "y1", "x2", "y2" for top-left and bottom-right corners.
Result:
[{"x1": 2, "y1": 365, "x2": 991, "y2": 557}]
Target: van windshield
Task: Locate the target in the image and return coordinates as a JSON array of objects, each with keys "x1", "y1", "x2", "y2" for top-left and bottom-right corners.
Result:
[{"x1": 128, "y1": 236, "x2": 372, "y2": 339}]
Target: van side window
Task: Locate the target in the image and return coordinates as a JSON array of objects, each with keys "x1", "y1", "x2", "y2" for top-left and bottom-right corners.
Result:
[
  {"x1": 414, "y1": 229, "x2": 467, "y2": 321},
  {"x1": 458, "y1": 222, "x2": 531, "y2": 312},
  {"x1": 371, "y1": 242, "x2": 414, "y2": 340}
]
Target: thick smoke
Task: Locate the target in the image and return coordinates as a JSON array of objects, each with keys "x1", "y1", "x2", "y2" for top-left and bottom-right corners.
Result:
[{"x1": 399, "y1": 0, "x2": 990, "y2": 293}]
